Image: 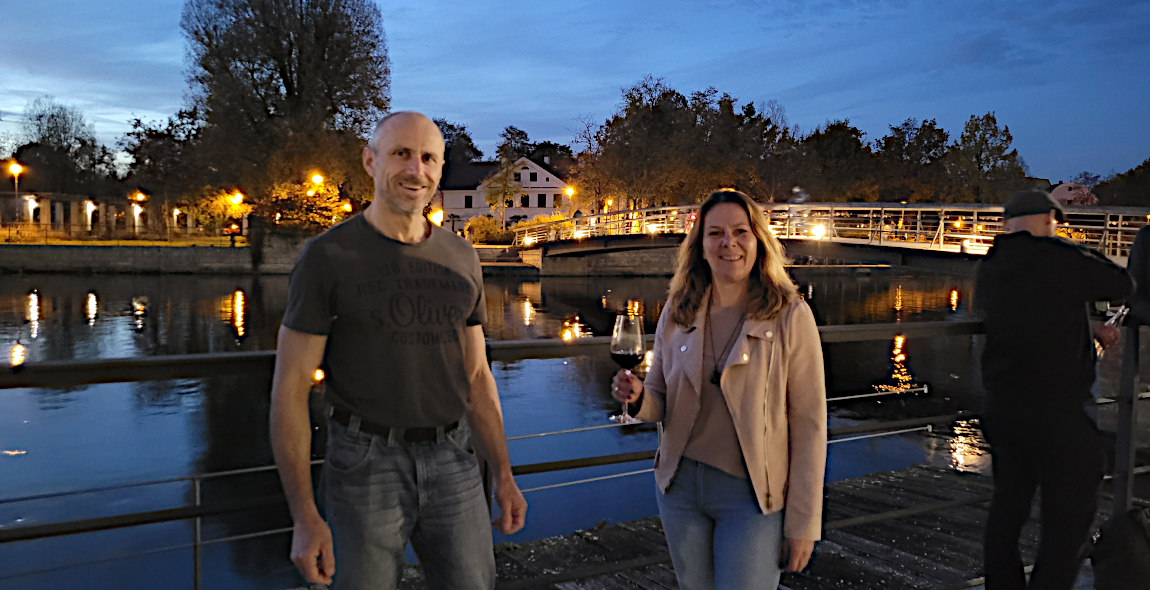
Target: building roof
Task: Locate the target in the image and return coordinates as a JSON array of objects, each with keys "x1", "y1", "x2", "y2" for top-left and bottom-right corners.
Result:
[{"x1": 440, "y1": 161, "x2": 498, "y2": 190}]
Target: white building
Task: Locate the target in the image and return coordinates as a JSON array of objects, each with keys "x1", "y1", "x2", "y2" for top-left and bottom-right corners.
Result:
[{"x1": 439, "y1": 157, "x2": 570, "y2": 231}]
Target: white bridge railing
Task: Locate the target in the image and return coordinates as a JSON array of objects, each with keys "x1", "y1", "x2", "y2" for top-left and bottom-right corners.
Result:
[{"x1": 511, "y1": 203, "x2": 1150, "y2": 261}]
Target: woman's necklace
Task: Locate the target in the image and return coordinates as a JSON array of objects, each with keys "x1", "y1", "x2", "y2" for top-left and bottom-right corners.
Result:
[{"x1": 707, "y1": 292, "x2": 746, "y2": 386}]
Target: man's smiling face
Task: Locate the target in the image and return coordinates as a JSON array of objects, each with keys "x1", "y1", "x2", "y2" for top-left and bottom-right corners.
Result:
[{"x1": 363, "y1": 112, "x2": 445, "y2": 216}]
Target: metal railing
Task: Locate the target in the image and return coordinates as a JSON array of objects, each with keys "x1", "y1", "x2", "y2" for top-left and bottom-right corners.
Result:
[
  {"x1": 511, "y1": 202, "x2": 1150, "y2": 261},
  {"x1": 0, "y1": 222, "x2": 247, "y2": 246},
  {"x1": 0, "y1": 319, "x2": 1143, "y2": 589}
]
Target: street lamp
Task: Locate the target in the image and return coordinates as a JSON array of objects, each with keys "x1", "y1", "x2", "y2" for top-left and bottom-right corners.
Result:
[
  {"x1": 8, "y1": 162, "x2": 22, "y2": 207},
  {"x1": 312, "y1": 174, "x2": 324, "y2": 185},
  {"x1": 229, "y1": 192, "x2": 244, "y2": 205}
]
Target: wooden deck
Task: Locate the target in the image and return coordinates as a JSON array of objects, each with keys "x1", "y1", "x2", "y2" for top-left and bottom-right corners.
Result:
[{"x1": 395, "y1": 464, "x2": 1111, "y2": 590}]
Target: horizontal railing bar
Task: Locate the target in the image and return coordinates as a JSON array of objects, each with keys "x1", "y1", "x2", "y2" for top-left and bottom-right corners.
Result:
[
  {"x1": 506, "y1": 421, "x2": 637, "y2": 441},
  {"x1": 519, "y1": 468, "x2": 655, "y2": 494},
  {"x1": 512, "y1": 450, "x2": 656, "y2": 476},
  {"x1": 1, "y1": 321, "x2": 984, "y2": 389},
  {"x1": 828, "y1": 425, "x2": 931, "y2": 444},
  {"x1": 828, "y1": 412, "x2": 974, "y2": 437},
  {"x1": 0, "y1": 494, "x2": 284, "y2": 544},
  {"x1": 829, "y1": 387, "x2": 928, "y2": 402}
]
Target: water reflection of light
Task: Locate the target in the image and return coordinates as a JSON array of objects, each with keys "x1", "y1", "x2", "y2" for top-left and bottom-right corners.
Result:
[
  {"x1": 893, "y1": 285, "x2": 903, "y2": 313},
  {"x1": 627, "y1": 299, "x2": 643, "y2": 316},
  {"x1": 949, "y1": 419, "x2": 990, "y2": 473},
  {"x1": 872, "y1": 334, "x2": 922, "y2": 394},
  {"x1": 86, "y1": 291, "x2": 99, "y2": 325},
  {"x1": 26, "y1": 291, "x2": 40, "y2": 339},
  {"x1": 560, "y1": 316, "x2": 591, "y2": 341},
  {"x1": 10, "y1": 342, "x2": 25, "y2": 367},
  {"x1": 2, "y1": 449, "x2": 27, "y2": 456},
  {"x1": 131, "y1": 296, "x2": 148, "y2": 331},
  {"x1": 232, "y1": 289, "x2": 246, "y2": 338},
  {"x1": 949, "y1": 289, "x2": 960, "y2": 312},
  {"x1": 523, "y1": 300, "x2": 535, "y2": 326}
]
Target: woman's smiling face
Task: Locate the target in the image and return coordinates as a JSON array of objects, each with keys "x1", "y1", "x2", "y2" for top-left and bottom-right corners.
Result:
[{"x1": 702, "y1": 202, "x2": 757, "y2": 284}]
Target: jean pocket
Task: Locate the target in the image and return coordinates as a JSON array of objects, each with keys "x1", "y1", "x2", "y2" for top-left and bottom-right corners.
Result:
[
  {"x1": 326, "y1": 429, "x2": 373, "y2": 473},
  {"x1": 446, "y1": 427, "x2": 476, "y2": 457}
]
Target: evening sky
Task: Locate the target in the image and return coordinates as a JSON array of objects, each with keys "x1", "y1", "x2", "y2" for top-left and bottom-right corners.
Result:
[{"x1": 1, "y1": 0, "x2": 1147, "y2": 182}]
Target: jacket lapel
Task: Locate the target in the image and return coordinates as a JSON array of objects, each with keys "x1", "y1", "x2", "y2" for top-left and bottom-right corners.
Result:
[
  {"x1": 720, "y1": 315, "x2": 778, "y2": 417},
  {"x1": 670, "y1": 289, "x2": 708, "y2": 397}
]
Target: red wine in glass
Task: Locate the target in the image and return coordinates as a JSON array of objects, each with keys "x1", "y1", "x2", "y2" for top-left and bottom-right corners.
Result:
[{"x1": 610, "y1": 314, "x2": 644, "y2": 424}]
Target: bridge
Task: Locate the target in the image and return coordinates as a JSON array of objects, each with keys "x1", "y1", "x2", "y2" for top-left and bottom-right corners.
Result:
[{"x1": 512, "y1": 203, "x2": 1150, "y2": 265}]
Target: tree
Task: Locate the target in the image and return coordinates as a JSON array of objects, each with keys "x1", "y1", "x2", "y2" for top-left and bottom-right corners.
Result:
[
  {"x1": 183, "y1": 186, "x2": 254, "y2": 231},
  {"x1": 1070, "y1": 171, "x2": 1102, "y2": 190},
  {"x1": 180, "y1": 0, "x2": 390, "y2": 201},
  {"x1": 942, "y1": 112, "x2": 1028, "y2": 203},
  {"x1": 875, "y1": 119, "x2": 950, "y2": 202},
  {"x1": 266, "y1": 179, "x2": 346, "y2": 229},
  {"x1": 121, "y1": 107, "x2": 205, "y2": 221},
  {"x1": 14, "y1": 96, "x2": 115, "y2": 194},
  {"x1": 797, "y1": 120, "x2": 877, "y2": 202},
  {"x1": 483, "y1": 160, "x2": 523, "y2": 229},
  {"x1": 435, "y1": 118, "x2": 484, "y2": 165},
  {"x1": 1094, "y1": 159, "x2": 1150, "y2": 206},
  {"x1": 497, "y1": 126, "x2": 532, "y2": 161}
]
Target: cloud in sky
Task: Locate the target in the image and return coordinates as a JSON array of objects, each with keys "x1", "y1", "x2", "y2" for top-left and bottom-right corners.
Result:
[{"x1": 1, "y1": 0, "x2": 1146, "y2": 181}]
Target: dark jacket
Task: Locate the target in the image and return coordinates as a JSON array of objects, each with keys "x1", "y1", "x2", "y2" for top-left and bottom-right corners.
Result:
[{"x1": 975, "y1": 231, "x2": 1133, "y2": 411}]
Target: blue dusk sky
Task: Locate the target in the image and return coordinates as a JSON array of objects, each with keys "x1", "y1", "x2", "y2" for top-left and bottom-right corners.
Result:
[{"x1": 1, "y1": 0, "x2": 1147, "y2": 183}]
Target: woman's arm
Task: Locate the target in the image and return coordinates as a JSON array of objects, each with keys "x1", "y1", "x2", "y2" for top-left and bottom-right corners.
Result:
[
  {"x1": 614, "y1": 306, "x2": 670, "y2": 423},
  {"x1": 782, "y1": 302, "x2": 828, "y2": 544}
]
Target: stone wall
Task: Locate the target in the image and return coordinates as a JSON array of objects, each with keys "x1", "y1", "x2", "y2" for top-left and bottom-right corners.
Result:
[
  {"x1": 0, "y1": 234, "x2": 309, "y2": 274},
  {"x1": 539, "y1": 247, "x2": 679, "y2": 276}
]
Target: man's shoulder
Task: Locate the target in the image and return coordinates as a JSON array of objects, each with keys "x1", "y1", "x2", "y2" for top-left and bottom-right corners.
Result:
[{"x1": 430, "y1": 226, "x2": 480, "y2": 263}]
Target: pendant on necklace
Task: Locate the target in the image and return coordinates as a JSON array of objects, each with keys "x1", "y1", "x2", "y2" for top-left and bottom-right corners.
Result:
[{"x1": 710, "y1": 369, "x2": 722, "y2": 386}]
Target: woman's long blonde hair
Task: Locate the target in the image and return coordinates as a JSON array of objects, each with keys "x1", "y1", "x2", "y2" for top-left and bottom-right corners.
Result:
[{"x1": 666, "y1": 190, "x2": 798, "y2": 327}]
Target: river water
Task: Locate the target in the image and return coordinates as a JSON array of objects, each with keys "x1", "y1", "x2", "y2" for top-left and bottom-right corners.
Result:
[{"x1": 0, "y1": 268, "x2": 992, "y2": 589}]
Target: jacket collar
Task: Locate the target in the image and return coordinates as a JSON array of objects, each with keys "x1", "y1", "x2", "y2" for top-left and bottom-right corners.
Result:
[{"x1": 674, "y1": 286, "x2": 779, "y2": 393}]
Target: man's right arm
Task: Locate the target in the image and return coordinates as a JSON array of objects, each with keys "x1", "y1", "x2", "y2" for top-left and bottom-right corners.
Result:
[
  {"x1": 270, "y1": 325, "x2": 333, "y2": 585},
  {"x1": 1064, "y1": 242, "x2": 1134, "y2": 302}
]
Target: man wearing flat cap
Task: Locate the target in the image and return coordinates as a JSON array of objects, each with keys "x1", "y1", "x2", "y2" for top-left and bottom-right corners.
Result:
[{"x1": 975, "y1": 189, "x2": 1133, "y2": 590}]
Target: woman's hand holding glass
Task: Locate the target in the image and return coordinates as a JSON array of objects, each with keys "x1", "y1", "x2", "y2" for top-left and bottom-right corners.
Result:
[{"x1": 611, "y1": 370, "x2": 643, "y2": 405}]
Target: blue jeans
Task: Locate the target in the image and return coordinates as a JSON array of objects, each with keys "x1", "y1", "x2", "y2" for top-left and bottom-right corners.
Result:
[
  {"x1": 321, "y1": 417, "x2": 495, "y2": 590},
  {"x1": 657, "y1": 458, "x2": 784, "y2": 590}
]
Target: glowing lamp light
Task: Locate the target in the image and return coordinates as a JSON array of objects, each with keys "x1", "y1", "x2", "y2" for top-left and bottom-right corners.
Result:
[
  {"x1": 134, "y1": 192, "x2": 147, "y2": 202},
  {"x1": 172, "y1": 208, "x2": 180, "y2": 217},
  {"x1": 429, "y1": 209, "x2": 444, "y2": 226},
  {"x1": 10, "y1": 342, "x2": 25, "y2": 367},
  {"x1": 306, "y1": 190, "x2": 315, "y2": 197},
  {"x1": 8, "y1": 162, "x2": 22, "y2": 176},
  {"x1": 314, "y1": 368, "x2": 325, "y2": 382},
  {"x1": 811, "y1": 224, "x2": 826, "y2": 239},
  {"x1": 564, "y1": 187, "x2": 574, "y2": 197},
  {"x1": 523, "y1": 236, "x2": 536, "y2": 246},
  {"x1": 606, "y1": 199, "x2": 613, "y2": 207},
  {"x1": 229, "y1": 192, "x2": 244, "y2": 205},
  {"x1": 311, "y1": 174, "x2": 324, "y2": 185},
  {"x1": 131, "y1": 203, "x2": 143, "y2": 216},
  {"x1": 85, "y1": 201, "x2": 96, "y2": 215},
  {"x1": 561, "y1": 329, "x2": 574, "y2": 341},
  {"x1": 574, "y1": 229, "x2": 589, "y2": 239},
  {"x1": 341, "y1": 202, "x2": 352, "y2": 212},
  {"x1": 954, "y1": 220, "x2": 963, "y2": 228}
]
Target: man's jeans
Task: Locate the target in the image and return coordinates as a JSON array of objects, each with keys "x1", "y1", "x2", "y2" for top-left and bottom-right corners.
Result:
[
  {"x1": 321, "y1": 417, "x2": 495, "y2": 590},
  {"x1": 657, "y1": 458, "x2": 784, "y2": 590}
]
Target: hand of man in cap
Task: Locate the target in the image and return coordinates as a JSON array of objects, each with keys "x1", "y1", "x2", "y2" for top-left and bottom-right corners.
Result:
[{"x1": 1095, "y1": 324, "x2": 1120, "y2": 350}]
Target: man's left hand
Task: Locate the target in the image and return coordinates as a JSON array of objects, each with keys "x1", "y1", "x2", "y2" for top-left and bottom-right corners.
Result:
[
  {"x1": 1095, "y1": 324, "x2": 1120, "y2": 350},
  {"x1": 780, "y1": 538, "x2": 815, "y2": 572},
  {"x1": 492, "y1": 474, "x2": 528, "y2": 534}
]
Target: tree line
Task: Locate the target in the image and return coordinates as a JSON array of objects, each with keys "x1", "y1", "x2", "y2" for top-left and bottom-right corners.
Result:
[{"x1": 2, "y1": 1, "x2": 1147, "y2": 236}]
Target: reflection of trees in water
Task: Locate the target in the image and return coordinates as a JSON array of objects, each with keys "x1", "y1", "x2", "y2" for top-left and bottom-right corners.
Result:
[
  {"x1": 482, "y1": 277, "x2": 669, "y2": 341},
  {"x1": 793, "y1": 268, "x2": 974, "y2": 326}
]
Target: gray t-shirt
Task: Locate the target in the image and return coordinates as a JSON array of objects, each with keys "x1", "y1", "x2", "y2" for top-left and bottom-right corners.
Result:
[{"x1": 282, "y1": 214, "x2": 486, "y2": 427}]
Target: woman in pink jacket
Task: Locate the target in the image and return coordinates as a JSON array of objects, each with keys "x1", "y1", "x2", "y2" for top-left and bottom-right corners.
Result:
[{"x1": 613, "y1": 189, "x2": 827, "y2": 589}]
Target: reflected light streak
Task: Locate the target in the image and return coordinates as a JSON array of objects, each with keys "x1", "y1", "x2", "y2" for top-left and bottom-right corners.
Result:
[
  {"x1": 25, "y1": 291, "x2": 40, "y2": 339},
  {"x1": 86, "y1": 291, "x2": 99, "y2": 325},
  {"x1": 232, "y1": 289, "x2": 246, "y2": 338},
  {"x1": 872, "y1": 334, "x2": 922, "y2": 394},
  {"x1": 893, "y1": 285, "x2": 903, "y2": 313},
  {"x1": 10, "y1": 342, "x2": 25, "y2": 367},
  {"x1": 627, "y1": 299, "x2": 643, "y2": 317},
  {"x1": 949, "y1": 289, "x2": 960, "y2": 312},
  {"x1": 2, "y1": 449, "x2": 27, "y2": 456},
  {"x1": 949, "y1": 419, "x2": 990, "y2": 473},
  {"x1": 560, "y1": 316, "x2": 591, "y2": 341},
  {"x1": 523, "y1": 299, "x2": 535, "y2": 326},
  {"x1": 131, "y1": 297, "x2": 148, "y2": 331}
]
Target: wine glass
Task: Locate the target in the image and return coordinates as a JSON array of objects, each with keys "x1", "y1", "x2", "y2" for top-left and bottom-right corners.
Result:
[{"x1": 610, "y1": 314, "x2": 644, "y2": 425}]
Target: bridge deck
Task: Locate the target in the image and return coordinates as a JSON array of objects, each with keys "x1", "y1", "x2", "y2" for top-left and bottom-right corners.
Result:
[{"x1": 384, "y1": 464, "x2": 1126, "y2": 590}]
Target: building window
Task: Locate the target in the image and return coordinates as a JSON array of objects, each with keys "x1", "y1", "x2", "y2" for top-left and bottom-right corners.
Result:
[
  {"x1": 530, "y1": 172, "x2": 538, "y2": 182},
  {"x1": 520, "y1": 195, "x2": 529, "y2": 207},
  {"x1": 514, "y1": 173, "x2": 521, "y2": 182},
  {"x1": 506, "y1": 197, "x2": 514, "y2": 207},
  {"x1": 553, "y1": 194, "x2": 562, "y2": 208},
  {"x1": 464, "y1": 195, "x2": 473, "y2": 208},
  {"x1": 537, "y1": 194, "x2": 546, "y2": 207}
]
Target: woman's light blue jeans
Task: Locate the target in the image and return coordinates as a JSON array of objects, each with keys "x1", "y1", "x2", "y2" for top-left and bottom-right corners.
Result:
[
  {"x1": 657, "y1": 458, "x2": 784, "y2": 590},
  {"x1": 320, "y1": 418, "x2": 495, "y2": 590}
]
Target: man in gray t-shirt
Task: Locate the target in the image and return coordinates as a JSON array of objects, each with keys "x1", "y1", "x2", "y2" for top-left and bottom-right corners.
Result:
[{"x1": 270, "y1": 111, "x2": 526, "y2": 590}]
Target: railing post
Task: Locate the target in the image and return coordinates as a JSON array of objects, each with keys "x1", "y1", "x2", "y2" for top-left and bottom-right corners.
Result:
[
  {"x1": 193, "y1": 477, "x2": 203, "y2": 590},
  {"x1": 1114, "y1": 322, "x2": 1140, "y2": 515}
]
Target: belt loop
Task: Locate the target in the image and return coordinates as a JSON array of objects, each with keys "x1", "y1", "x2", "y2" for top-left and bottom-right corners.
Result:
[
  {"x1": 435, "y1": 425, "x2": 446, "y2": 444},
  {"x1": 387, "y1": 428, "x2": 401, "y2": 447},
  {"x1": 348, "y1": 414, "x2": 362, "y2": 436}
]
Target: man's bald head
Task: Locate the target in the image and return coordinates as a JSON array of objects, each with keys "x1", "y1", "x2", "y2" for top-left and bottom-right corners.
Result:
[{"x1": 368, "y1": 111, "x2": 444, "y2": 153}]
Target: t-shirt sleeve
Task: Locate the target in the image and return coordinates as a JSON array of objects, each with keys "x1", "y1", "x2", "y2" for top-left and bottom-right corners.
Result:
[
  {"x1": 465, "y1": 247, "x2": 487, "y2": 327},
  {"x1": 282, "y1": 240, "x2": 335, "y2": 335}
]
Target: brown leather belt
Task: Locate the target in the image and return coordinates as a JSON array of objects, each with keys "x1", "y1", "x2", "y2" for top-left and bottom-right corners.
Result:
[{"x1": 330, "y1": 407, "x2": 458, "y2": 443}]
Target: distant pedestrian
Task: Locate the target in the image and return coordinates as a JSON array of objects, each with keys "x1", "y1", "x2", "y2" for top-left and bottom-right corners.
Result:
[
  {"x1": 270, "y1": 111, "x2": 526, "y2": 590},
  {"x1": 612, "y1": 189, "x2": 827, "y2": 589},
  {"x1": 975, "y1": 189, "x2": 1133, "y2": 590}
]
